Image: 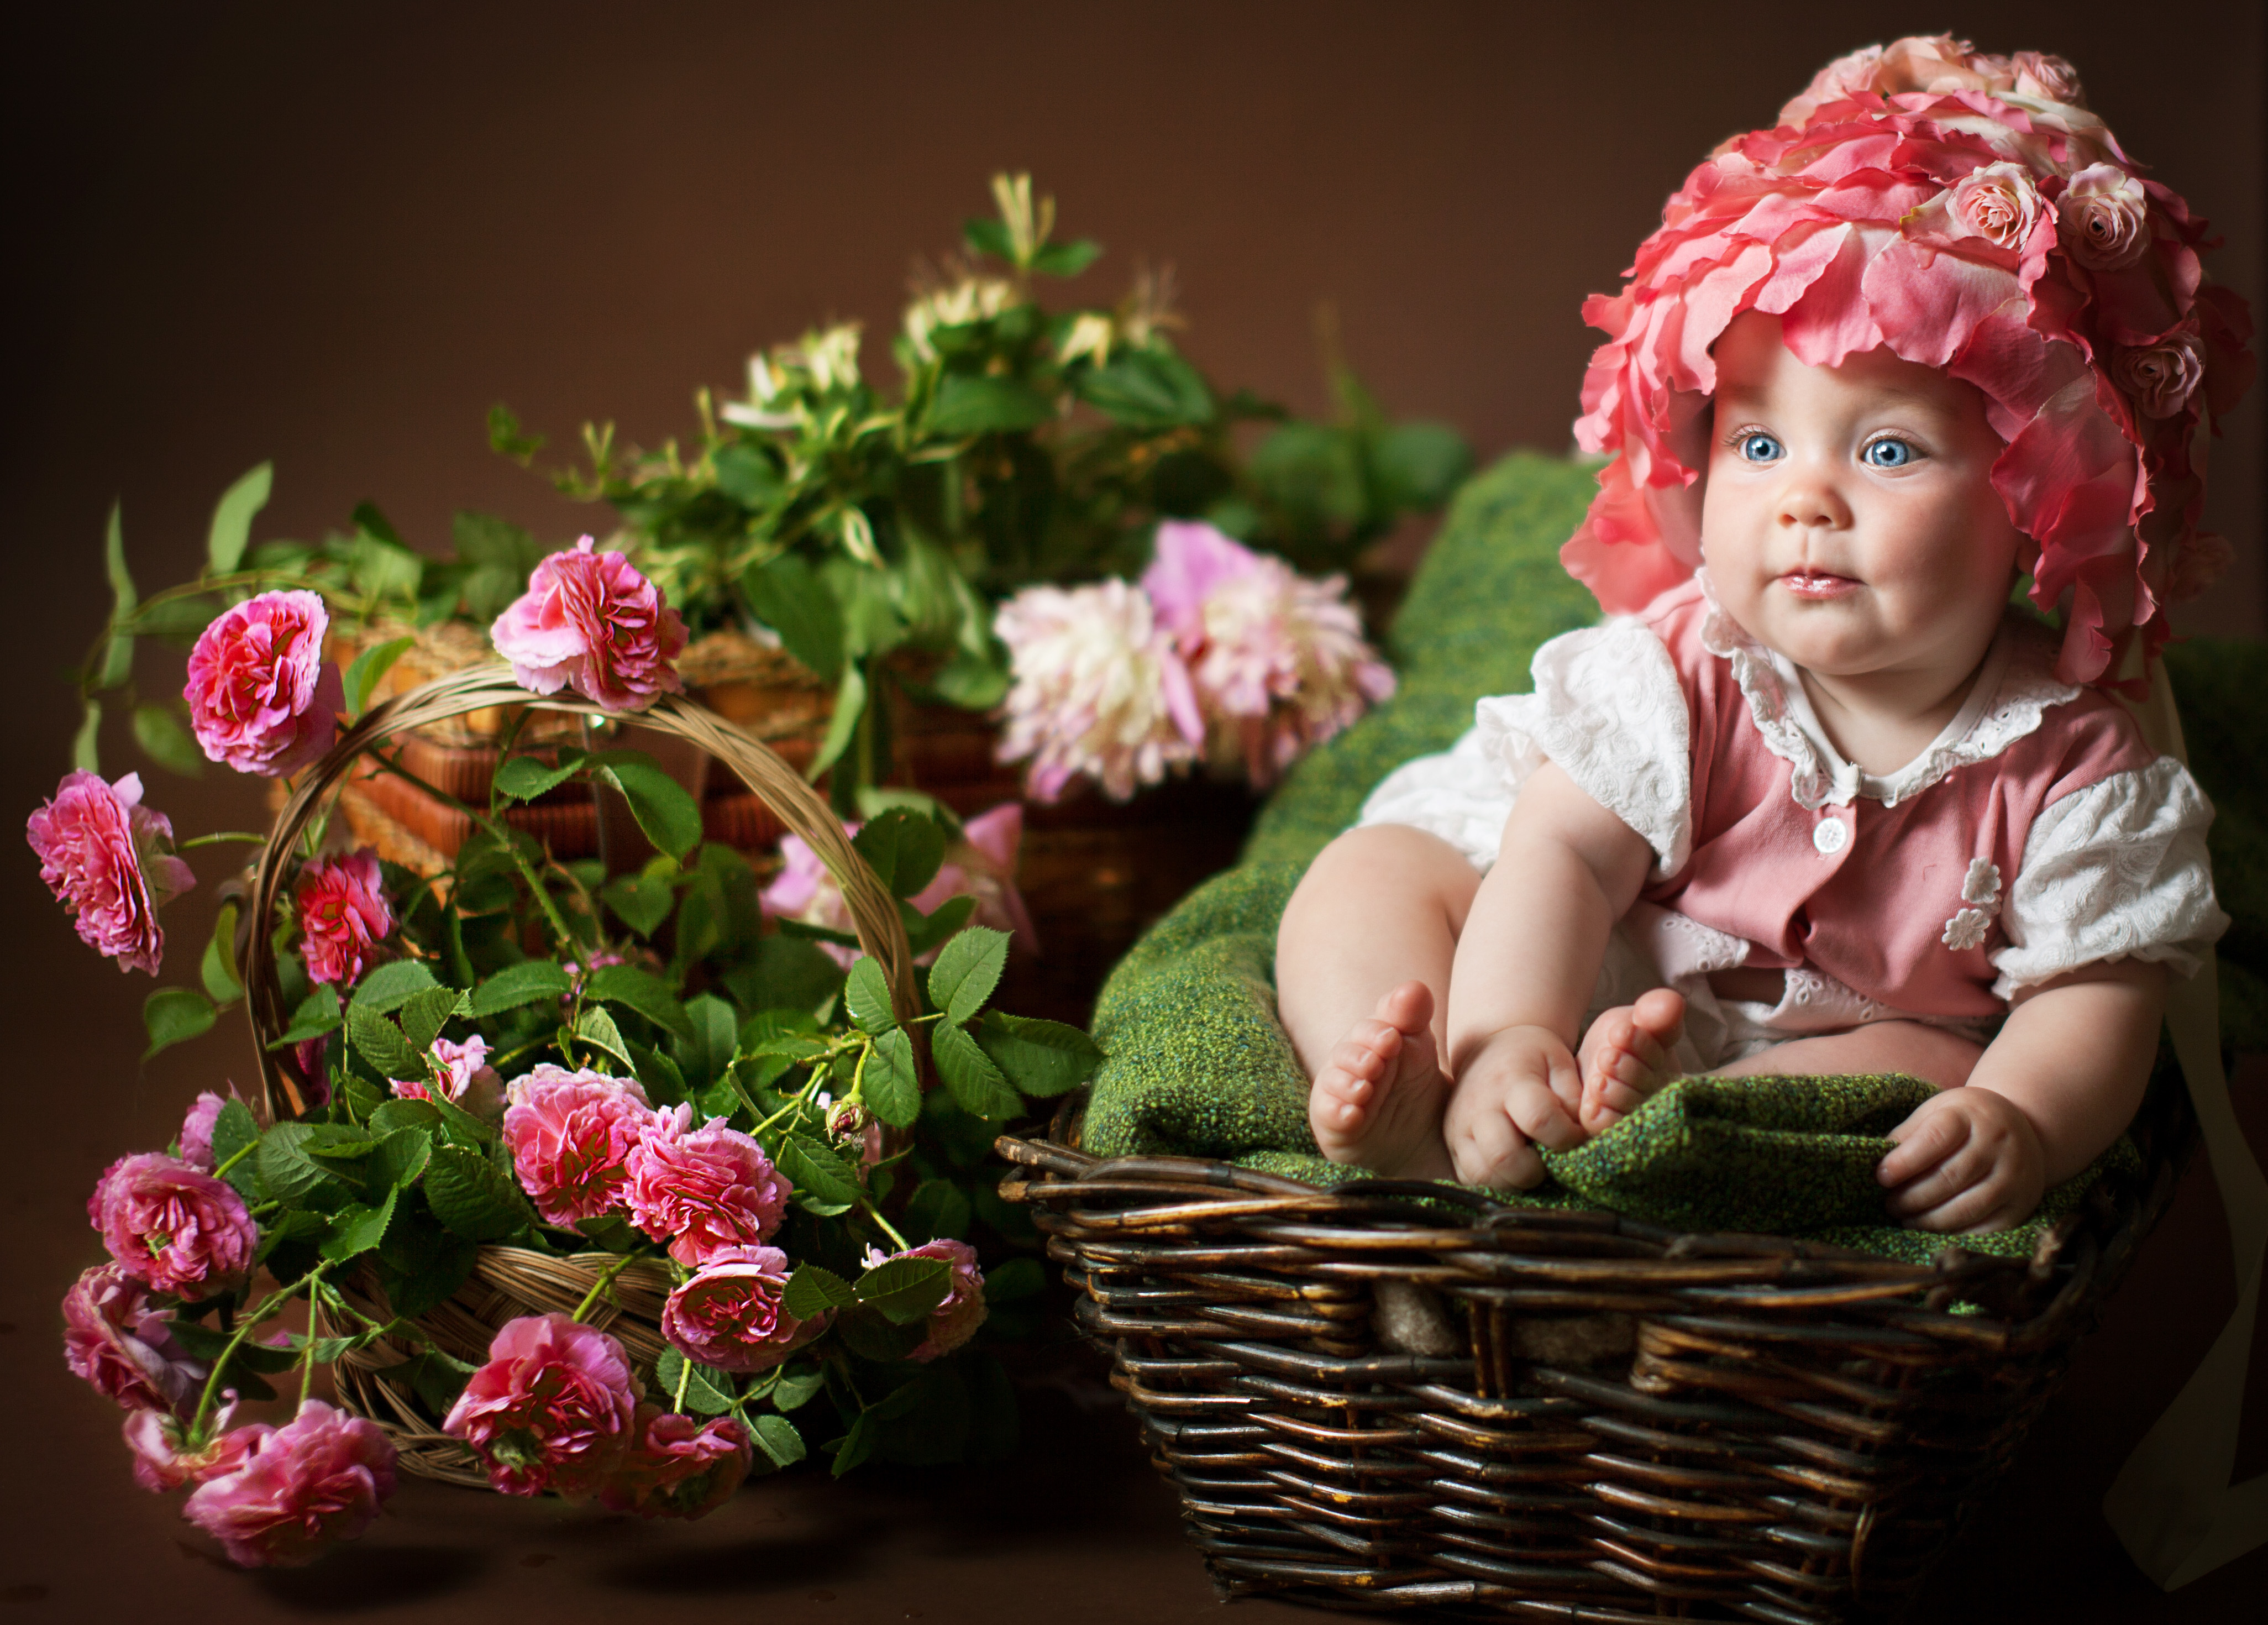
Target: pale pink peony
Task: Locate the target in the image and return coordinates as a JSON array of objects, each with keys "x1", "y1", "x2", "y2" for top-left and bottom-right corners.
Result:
[
  {"x1": 501, "y1": 1065, "x2": 656, "y2": 1226},
  {"x1": 177, "y1": 1089, "x2": 237, "y2": 1172},
  {"x1": 600, "y1": 1406, "x2": 753, "y2": 1519},
  {"x1": 625, "y1": 1107, "x2": 791, "y2": 1267},
  {"x1": 60, "y1": 1264, "x2": 207, "y2": 1413},
  {"x1": 2059, "y1": 164, "x2": 2149, "y2": 271},
  {"x1": 490, "y1": 536, "x2": 688, "y2": 712},
  {"x1": 994, "y1": 579, "x2": 1203, "y2": 802},
  {"x1": 2010, "y1": 50, "x2": 2084, "y2": 105},
  {"x1": 1947, "y1": 162, "x2": 2043, "y2": 251},
  {"x1": 183, "y1": 1399, "x2": 397, "y2": 1567},
  {"x1": 295, "y1": 848, "x2": 392, "y2": 988},
  {"x1": 2118, "y1": 331, "x2": 2208, "y2": 419},
  {"x1": 390, "y1": 1034, "x2": 503, "y2": 1118},
  {"x1": 88, "y1": 1152, "x2": 257, "y2": 1298},
  {"x1": 759, "y1": 803, "x2": 1037, "y2": 968},
  {"x1": 124, "y1": 1401, "x2": 266, "y2": 1492},
  {"x1": 183, "y1": 590, "x2": 344, "y2": 777},
  {"x1": 26, "y1": 770, "x2": 195, "y2": 975},
  {"x1": 659, "y1": 1244, "x2": 827, "y2": 1374},
  {"x1": 864, "y1": 1238, "x2": 988, "y2": 1362},
  {"x1": 443, "y1": 1313, "x2": 643, "y2": 1497},
  {"x1": 1145, "y1": 523, "x2": 1395, "y2": 789}
]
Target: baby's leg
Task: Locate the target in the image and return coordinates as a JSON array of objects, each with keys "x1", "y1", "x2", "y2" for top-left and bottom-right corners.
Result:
[
  {"x1": 1278, "y1": 825, "x2": 1478, "y2": 1179},
  {"x1": 1710, "y1": 1020, "x2": 1983, "y2": 1089},
  {"x1": 1576, "y1": 988, "x2": 1688, "y2": 1134}
]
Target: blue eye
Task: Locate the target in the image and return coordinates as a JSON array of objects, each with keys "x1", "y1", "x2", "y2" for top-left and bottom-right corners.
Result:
[
  {"x1": 1864, "y1": 438, "x2": 1917, "y2": 468},
  {"x1": 1738, "y1": 432, "x2": 1783, "y2": 463}
]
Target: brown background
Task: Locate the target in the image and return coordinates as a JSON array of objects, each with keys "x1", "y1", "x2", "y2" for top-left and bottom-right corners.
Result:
[{"x1": 3, "y1": 3, "x2": 2262, "y2": 1620}]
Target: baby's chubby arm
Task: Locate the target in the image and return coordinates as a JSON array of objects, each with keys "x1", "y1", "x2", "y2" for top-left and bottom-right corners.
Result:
[
  {"x1": 1441, "y1": 762, "x2": 1657, "y2": 1187},
  {"x1": 1878, "y1": 959, "x2": 2167, "y2": 1233}
]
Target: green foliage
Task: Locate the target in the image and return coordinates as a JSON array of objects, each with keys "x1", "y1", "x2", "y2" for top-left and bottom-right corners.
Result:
[{"x1": 143, "y1": 987, "x2": 217, "y2": 1060}]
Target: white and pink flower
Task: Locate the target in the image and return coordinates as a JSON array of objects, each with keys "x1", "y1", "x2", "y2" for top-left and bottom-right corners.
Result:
[{"x1": 993, "y1": 579, "x2": 1203, "y2": 802}]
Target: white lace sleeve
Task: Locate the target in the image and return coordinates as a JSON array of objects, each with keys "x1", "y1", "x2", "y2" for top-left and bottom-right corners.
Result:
[
  {"x1": 1991, "y1": 758, "x2": 2229, "y2": 998},
  {"x1": 1355, "y1": 621, "x2": 1691, "y2": 876}
]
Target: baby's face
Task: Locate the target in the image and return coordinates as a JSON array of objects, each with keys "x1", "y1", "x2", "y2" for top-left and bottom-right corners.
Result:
[{"x1": 1699, "y1": 311, "x2": 2025, "y2": 691}]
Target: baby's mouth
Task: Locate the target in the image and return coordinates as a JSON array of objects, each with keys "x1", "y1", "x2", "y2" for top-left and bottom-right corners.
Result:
[{"x1": 1778, "y1": 569, "x2": 1860, "y2": 600}]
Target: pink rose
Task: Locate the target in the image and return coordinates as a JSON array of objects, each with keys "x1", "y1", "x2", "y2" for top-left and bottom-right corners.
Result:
[
  {"x1": 391, "y1": 1034, "x2": 503, "y2": 1118},
  {"x1": 501, "y1": 1065, "x2": 655, "y2": 1226},
  {"x1": 177, "y1": 1090, "x2": 235, "y2": 1172},
  {"x1": 124, "y1": 1401, "x2": 266, "y2": 1492},
  {"x1": 183, "y1": 589, "x2": 344, "y2": 778},
  {"x1": 294, "y1": 848, "x2": 392, "y2": 988},
  {"x1": 1947, "y1": 161, "x2": 2043, "y2": 251},
  {"x1": 2118, "y1": 332, "x2": 2207, "y2": 420},
  {"x1": 25, "y1": 769, "x2": 195, "y2": 975},
  {"x1": 2058, "y1": 164, "x2": 2150, "y2": 272},
  {"x1": 626, "y1": 1107, "x2": 791, "y2": 1266},
  {"x1": 489, "y1": 536, "x2": 689, "y2": 712},
  {"x1": 600, "y1": 1406, "x2": 753, "y2": 1519},
  {"x1": 659, "y1": 1244, "x2": 827, "y2": 1373},
  {"x1": 865, "y1": 1238, "x2": 988, "y2": 1362},
  {"x1": 60, "y1": 1264, "x2": 207, "y2": 1412},
  {"x1": 183, "y1": 1399, "x2": 397, "y2": 1568},
  {"x1": 2010, "y1": 50, "x2": 2083, "y2": 105},
  {"x1": 442, "y1": 1313, "x2": 643, "y2": 1497},
  {"x1": 88, "y1": 1153, "x2": 258, "y2": 1298}
]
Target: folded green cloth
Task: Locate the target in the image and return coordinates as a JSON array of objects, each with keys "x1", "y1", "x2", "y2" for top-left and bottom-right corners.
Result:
[{"x1": 1084, "y1": 453, "x2": 2265, "y2": 1261}]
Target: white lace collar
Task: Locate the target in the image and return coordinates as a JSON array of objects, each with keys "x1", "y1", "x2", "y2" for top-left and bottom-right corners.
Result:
[{"x1": 1693, "y1": 572, "x2": 2083, "y2": 810}]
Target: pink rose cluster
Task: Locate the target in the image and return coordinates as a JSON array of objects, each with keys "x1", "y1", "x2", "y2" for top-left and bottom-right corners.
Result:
[
  {"x1": 294, "y1": 847, "x2": 393, "y2": 988},
  {"x1": 184, "y1": 589, "x2": 344, "y2": 777},
  {"x1": 759, "y1": 802, "x2": 1039, "y2": 969},
  {"x1": 1566, "y1": 33, "x2": 2255, "y2": 686},
  {"x1": 26, "y1": 769, "x2": 195, "y2": 975},
  {"x1": 993, "y1": 522, "x2": 1393, "y2": 801},
  {"x1": 490, "y1": 536, "x2": 689, "y2": 712}
]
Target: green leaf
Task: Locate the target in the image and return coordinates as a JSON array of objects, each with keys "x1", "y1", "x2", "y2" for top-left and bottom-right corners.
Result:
[
  {"x1": 961, "y1": 215, "x2": 1014, "y2": 261},
  {"x1": 902, "y1": 1178, "x2": 972, "y2": 1244},
  {"x1": 201, "y1": 903, "x2": 244, "y2": 1004},
  {"x1": 576, "y1": 1005, "x2": 634, "y2": 1070},
  {"x1": 345, "y1": 1004, "x2": 419, "y2": 1081},
  {"x1": 852, "y1": 809, "x2": 944, "y2": 900},
  {"x1": 865, "y1": 1029, "x2": 920, "y2": 1128},
  {"x1": 132, "y1": 703, "x2": 205, "y2": 778},
  {"x1": 975, "y1": 1010, "x2": 1102, "y2": 1098},
  {"x1": 205, "y1": 462, "x2": 273, "y2": 576},
  {"x1": 321, "y1": 1187, "x2": 398, "y2": 1263},
  {"x1": 630, "y1": 1041, "x2": 689, "y2": 1106},
  {"x1": 269, "y1": 984, "x2": 343, "y2": 1048},
  {"x1": 143, "y1": 986, "x2": 217, "y2": 1060},
  {"x1": 99, "y1": 502, "x2": 136, "y2": 688},
  {"x1": 585, "y1": 962, "x2": 693, "y2": 1037},
  {"x1": 984, "y1": 1255, "x2": 1047, "y2": 1303},
  {"x1": 342, "y1": 636, "x2": 415, "y2": 721},
  {"x1": 258, "y1": 1122, "x2": 348, "y2": 1207},
  {"x1": 927, "y1": 374, "x2": 1052, "y2": 437},
  {"x1": 209, "y1": 1097, "x2": 261, "y2": 1195},
  {"x1": 844, "y1": 956, "x2": 897, "y2": 1036},
  {"x1": 351, "y1": 958, "x2": 443, "y2": 1013},
  {"x1": 601, "y1": 873, "x2": 674, "y2": 937},
  {"x1": 748, "y1": 1413, "x2": 807, "y2": 1469},
  {"x1": 805, "y1": 662, "x2": 867, "y2": 784},
  {"x1": 655, "y1": 1348, "x2": 737, "y2": 1417},
  {"x1": 902, "y1": 894, "x2": 978, "y2": 958},
  {"x1": 423, "y1": 1143, "x2": 529, "y2": 1240},
  {"x1": 854, "y1": 1255, "x2": 953, "y2": 1324},
  {"x1": 390, "y1": 1344, "x2": 479, "y2": 1413},
  {"x1": 1030, "y1": 238, "x2": 1101, "y2": 278},
  {"x1": 927, "y1": 926, "x2": 1009, "y2": 1027},
  {"x1": 675, "y1": 994, "x2": 738, "y2": 1089},
  {"x1": 366, "y1": 1098, "x2": 440, "y2": 1139},
  {"x1": 739, "y1": 553, "x2": 844, "y2": 683},
  {"x1": 469, "y1": 960, "x2": 572, "y2": 1016},
  {"x1": 711, "y1": 442, "x2": 784, "y2": 508},
  {"x1": 935, "y1": 1020, "x2": 1021, "y2": 1121},
  {"x1": 1076, "y1": 349, "x2": 1214, "y2": 429},
  {"x1": 594, "y1": 752, "x2": 702, "y2": 861},
  {"x1": 427, "y1": 1088, "x2": 498, "y2": 1146},
  {"x1": 770, "y1": 1363, "x2": 827, "y2": 1413},
  {"x1": 349, "y1": 525, "x2": 423, "y2": 600},
  {"x1": 778, "y1": 1134, "x2": 862, "y2": 1217},
  {"x1": 781, "y1": 1264, "x2": 858, "y2": 1320},
  {"x1": 71, "y1": 699, "x2": 102, "y2": 773},
  {"x1": 397, "y1": 985, "x2": 465, "y2": 1055},
  {"x1": 368, "y1": 1125, "x2": 432, "y2": 1192},
  {"x1": 1369, "y1": 421, "x2": 1473, "y2": 514},
  {"x1": 493, "y1": 748, "x2": 586, "y2": 803},
  {"x1": 835, "y1": 1307, "x2": 925, "y2": 1364}
]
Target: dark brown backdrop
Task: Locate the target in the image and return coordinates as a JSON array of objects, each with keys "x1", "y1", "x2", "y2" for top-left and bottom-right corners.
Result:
[{"x1": 3, "y1": 4, "x2": 2261, "y2": 1621}]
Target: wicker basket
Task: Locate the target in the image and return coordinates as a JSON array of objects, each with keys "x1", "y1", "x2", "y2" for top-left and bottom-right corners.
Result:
[
  {"x1": 996, "y1": 1067, "x2": 2198, "y2": 1623},
  {"x1": 238, "y1": 664, "x2": 925, "y2": 1483}
]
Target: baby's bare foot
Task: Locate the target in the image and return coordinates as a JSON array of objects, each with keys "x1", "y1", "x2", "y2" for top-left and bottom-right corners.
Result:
[
  {"x1": 1577, "y1": 988, "x2": 1686, "y2": 1135},
  {"x1": 1309, "y1": 982, "x2": 1453, "y2": 1178}
]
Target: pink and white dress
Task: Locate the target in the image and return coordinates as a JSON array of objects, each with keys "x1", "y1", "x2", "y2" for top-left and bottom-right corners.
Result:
[{"x1": 1355, "y1": 576, "x2": 2228, "y2": 1069}]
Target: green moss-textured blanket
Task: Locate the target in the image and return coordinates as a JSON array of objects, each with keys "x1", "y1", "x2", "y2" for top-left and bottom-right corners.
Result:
[{"x1": 1083, "y1": 452, "x2": 2267, "y2": 1263}]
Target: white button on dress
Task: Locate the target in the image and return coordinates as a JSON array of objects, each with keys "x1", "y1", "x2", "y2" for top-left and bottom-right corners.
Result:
[{"x1": 1813, "y1": 817, "x2": 1849, "y2": 856}]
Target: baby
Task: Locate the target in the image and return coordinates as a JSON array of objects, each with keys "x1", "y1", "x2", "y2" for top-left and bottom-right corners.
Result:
[{"x1": 1279, "y1": 37, "x2": 2252, "y2": 1233}]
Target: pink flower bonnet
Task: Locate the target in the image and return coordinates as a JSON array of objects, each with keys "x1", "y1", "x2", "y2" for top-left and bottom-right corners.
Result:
[{"x1": 1566, "y1": 35, "x2": 2255, "y2": 686}]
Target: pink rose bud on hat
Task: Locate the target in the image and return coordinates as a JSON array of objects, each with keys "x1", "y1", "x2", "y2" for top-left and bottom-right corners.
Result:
[
  {"x1": 501, "y1": 1066, "x2": 657, "y2": 1226},
  {"x1": 2117, "y1": 331, "x2": 2208, "y2": 420},
  {"x1": 88, "y1": 1153, "x2": 258, "y2": 1298},
  {"x1": 294, "y1": 847, "x2": 392, "y2": 989},
  {"x1": 60, "y1": 1263, "x2": 207, "y2": 1413},
  {"x1": 443, "y1": 1314, "x2": 643, "y2": 1498},
  {"x1": 184, "y1": 589, "x2": 345, "y2": 778},
  {"x1": 490, "y1": 536, "x2": 689, "y2": 712},
  {"x1": 183, "y1": 1399, "x2": 397, "y2": 1568},
  {"x1": 2057, "y1": 164, "x2": 2149, "y2": 272},
  {"x1": 26, "y1": 769, "x2": 195, "y2": 975}
]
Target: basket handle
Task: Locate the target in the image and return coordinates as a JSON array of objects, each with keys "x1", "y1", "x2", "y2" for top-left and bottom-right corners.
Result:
[{"x1": 240, "y1": 663, "x2": 923, "y2": 1121}]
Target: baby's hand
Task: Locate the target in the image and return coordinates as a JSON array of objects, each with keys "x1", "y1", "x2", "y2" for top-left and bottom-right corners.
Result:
[
  {"x1": 1442, "y1": 1025, "x2": 1587, "y2": 1189},
  {"x1": 1877, "y1": 1086, "x2": 2046, "y2": 1233}
]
